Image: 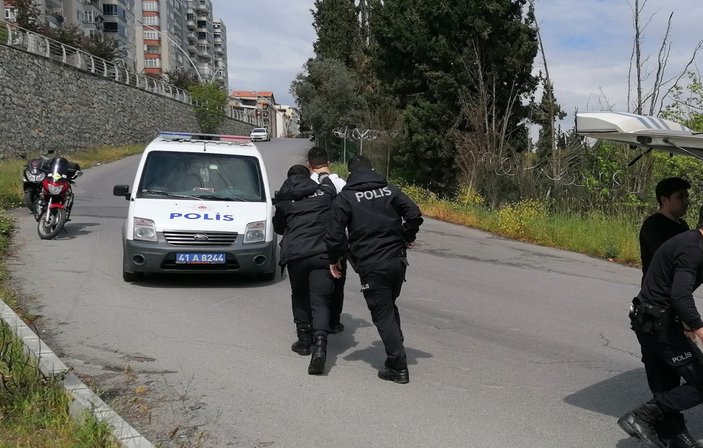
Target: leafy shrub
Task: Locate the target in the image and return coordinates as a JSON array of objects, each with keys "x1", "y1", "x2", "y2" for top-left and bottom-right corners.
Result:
[{"x1": 497, "y1": 199, "x2": 546, "y2": 238}]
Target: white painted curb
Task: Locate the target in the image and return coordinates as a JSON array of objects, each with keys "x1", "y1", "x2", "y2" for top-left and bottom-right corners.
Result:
[{"x1": 0, "y1": 301, "x2": 154, "y2": 448}]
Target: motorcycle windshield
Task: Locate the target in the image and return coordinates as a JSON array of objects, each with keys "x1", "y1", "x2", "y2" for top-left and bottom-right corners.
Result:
[{"x1": 48, "y1": 158, "x2": 69, "y2": 178}]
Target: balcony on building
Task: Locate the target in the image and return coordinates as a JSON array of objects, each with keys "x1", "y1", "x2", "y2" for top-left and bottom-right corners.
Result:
[
  {"x1": 214, "y1": 45, "x2": 223, "y2": 55},
  {"x1": 187, "y1": 18, "x2": 195, "y2": 29},
  {"x1": 196, "y1": 1, "x2": 208, "y2": 12}
]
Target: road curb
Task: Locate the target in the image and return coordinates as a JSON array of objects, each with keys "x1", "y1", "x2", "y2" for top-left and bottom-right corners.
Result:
[{"x1": 0, "y1": 300, "x2": 154, "y2": 448}]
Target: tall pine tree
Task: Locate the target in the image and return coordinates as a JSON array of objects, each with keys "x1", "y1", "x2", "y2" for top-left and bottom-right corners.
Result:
[
  {"x1": 312, "y1": 0, "x2": 363, "y2": 69},
  {"x1": 369, "y1": 0, "x2": 539, "y2": 191}
]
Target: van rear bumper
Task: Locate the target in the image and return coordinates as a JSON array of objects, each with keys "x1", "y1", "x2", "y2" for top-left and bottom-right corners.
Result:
[{"x1": 123, "y1": 236, "x2": 277, "y2": 276}]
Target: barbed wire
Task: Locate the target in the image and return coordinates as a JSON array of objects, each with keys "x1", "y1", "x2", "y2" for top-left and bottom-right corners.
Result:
[{"x1": 333, "y1": 127, "x2": 400, "y2": 140}]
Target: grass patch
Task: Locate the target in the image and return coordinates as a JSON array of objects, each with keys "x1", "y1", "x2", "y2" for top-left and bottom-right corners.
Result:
[
  {"x1": 399, "y1": 183, "x2": 641, "y2": 266},
  {"x1": 0, "y1": 144, "x2": 144, "y2": 447},
  {"x1": 332, "y1": 164, "x2": 643, "y2": 267},
  {"x1": 0, "y1": 145, "x2": 144, "y2": 209},
  {"x1": 0, "y1": 321, "x2": 119, "y2": 448}
]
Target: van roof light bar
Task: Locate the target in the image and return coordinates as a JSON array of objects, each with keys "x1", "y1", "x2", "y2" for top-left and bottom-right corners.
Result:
[{"x1": 158, "y1": 132, "x2": 252, "y2": 143}]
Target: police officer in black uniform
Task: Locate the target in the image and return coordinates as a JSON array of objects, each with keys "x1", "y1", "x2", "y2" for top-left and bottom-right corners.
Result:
[
  {"x1": 619, "y1": 225, "x2": 703, "y2": 448},
  {"x1": 325, "y1": 155, "x2": 423, "y2": 384},
  {"x1": 273, "y1": 164, "x2": 337, "y2": 375}
]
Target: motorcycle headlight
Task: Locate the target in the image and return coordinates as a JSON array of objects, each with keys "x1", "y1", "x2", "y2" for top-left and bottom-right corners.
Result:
[
  {"x1": 133, "y1": 217, "x2": 157, "y2": 242},
  {"x1": 243, "y1": 220, "x2": 266, "y2": 244},
  {"x1": 47, "y1": 183, "x2": 63, "y2": 195},
  {"x1": 25, "y1": 170, "x2": 45, "y2": 182}
]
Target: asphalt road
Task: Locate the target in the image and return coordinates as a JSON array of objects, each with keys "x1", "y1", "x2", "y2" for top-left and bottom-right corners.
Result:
[{"x1": 7, "y1": 137, "x2": 703, "y2": 447}]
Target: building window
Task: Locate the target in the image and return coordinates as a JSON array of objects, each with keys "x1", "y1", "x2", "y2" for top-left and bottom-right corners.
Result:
[
  {"x1": 83, "y1": 10, "x2": 95, "y2": 23},
  {"x1": 197, "y1": 44, "x2": 207, "y2": 52},
  {"x1": 143, "y1": 15, "x2": 158, "y2": 25},
  {"x1": 145, "y1": 45, "x2": 160, "y2": 54},
  {"x1": 103, "y1": 22, "x2": 118, "y2": 32},
  {"x1": 144, "y1": 58, "x2": 161, "y2": 68},
  {"x1": 143, "y1": 1, "x2": 158, "y2": 12},
  {"x1": 197, "y1": 32, "x2": 206, "y2": 40},
  {"x1": 103, "y1": 4, "x2": 118, "y2": 15},
  {"x1": 144, "y1": 30, "x2": 159, "y2": 40}
]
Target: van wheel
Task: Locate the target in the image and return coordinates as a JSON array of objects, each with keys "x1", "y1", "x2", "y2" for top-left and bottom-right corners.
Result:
[{"x1": 123, "y1": 269, "x2": 144, "y2": 282}]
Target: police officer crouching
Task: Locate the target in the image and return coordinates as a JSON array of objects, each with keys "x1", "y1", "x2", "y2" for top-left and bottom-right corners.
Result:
[
  {"x1": 325, "y1": 155, "x2": 423, "y2": 384},
  {"x1": 618, "y1": 222, "x2": 703, "y2": 448}
]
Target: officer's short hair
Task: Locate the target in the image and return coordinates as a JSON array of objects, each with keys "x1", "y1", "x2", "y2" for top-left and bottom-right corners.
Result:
[
  {"x1": 655, "y1": 177, "x2": 690, "y2": 205},
  {"x1": 348, "y1": 155, "x2": 373, "y2": 173},
  {"x1": 287, "y1": 164, "x2": 310, "y2": 177},
  {"x1": 307, "y1": 147, "x2": 329, "y2": 169}
]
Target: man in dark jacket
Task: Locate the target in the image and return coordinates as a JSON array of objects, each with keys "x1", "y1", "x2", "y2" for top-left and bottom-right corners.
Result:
[
  {"x1": 273, "y1": 164, "x2": 337, "y2": 375},
  {"x1": 619, "y1": 226, "x2": 703, "y2": 448},
  {"x1": 325, "y1": 156, "x2": 423, "y2": 384}
]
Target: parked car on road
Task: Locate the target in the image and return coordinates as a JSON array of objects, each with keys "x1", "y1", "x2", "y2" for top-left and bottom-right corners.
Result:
[
  {"x1": 112, "y1": 131, "x2": 277, "y2": 282},
  {"x1": 250, "y1": 128, "x2": 270, "y2": 142}
]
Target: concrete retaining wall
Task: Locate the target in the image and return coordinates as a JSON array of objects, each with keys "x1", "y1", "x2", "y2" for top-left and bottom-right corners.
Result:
[{"x1": 0, "y1": 43, "x2": 251, "y2": 158}]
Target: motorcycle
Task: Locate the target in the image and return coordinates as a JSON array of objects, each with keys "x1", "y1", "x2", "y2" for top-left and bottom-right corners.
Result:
[
  {"x1": 21, "y1": 150, "x2": 54, "y2": 211},
  {"x1": 35, "y1": 157, "x2": 81, "y2": 240}
]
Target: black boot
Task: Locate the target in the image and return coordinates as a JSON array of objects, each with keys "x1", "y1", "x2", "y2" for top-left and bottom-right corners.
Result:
[
  {"x1": 668, "y1": 429, "x2": 703, "y2": 448},
  {"x1": 378, "y1": 367, "x2": 409, "y2": 384},
  {"x1": 617, "y1": 403, "x2": 666, "y2": 448},
  {"x1": 291, "y1": 325, "x2": 312, "y2": 356},
  {"x1": 308, "y1": 335, "x2": 327, "y2": 375}
]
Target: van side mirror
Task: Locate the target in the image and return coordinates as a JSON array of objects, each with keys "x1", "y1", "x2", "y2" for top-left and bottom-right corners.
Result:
[{"x1": 113, "y1": 185, "x2": 130, "y2": 200}]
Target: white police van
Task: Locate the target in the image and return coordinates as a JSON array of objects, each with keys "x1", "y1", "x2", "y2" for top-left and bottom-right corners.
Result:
[{"x1": 113, "y1": 132, "x2": 277, "y2": 282}]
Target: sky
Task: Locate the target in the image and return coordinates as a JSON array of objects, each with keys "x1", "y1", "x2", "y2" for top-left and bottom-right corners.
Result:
[{"x1": 211, "y1": 0, "x2": 703, "y2": 128}]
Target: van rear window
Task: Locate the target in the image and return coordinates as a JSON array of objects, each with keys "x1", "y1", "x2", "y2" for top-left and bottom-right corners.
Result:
[{"x1": 137, "y1": 151, "x2": 266, "y2": 202}]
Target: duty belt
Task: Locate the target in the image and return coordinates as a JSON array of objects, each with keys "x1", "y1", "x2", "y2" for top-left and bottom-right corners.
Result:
[{"x1": 630, "y1": 298, "x2": 678, "y2": 341}]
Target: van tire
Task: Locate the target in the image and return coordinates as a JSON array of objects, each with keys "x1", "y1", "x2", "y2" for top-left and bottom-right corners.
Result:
[{"x1": 123, "y1": 269, "x2": 144, "y2": 282}]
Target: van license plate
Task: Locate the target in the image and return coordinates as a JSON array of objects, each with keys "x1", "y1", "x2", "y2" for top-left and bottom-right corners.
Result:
[{"x1": 176, "y1": 253, "x2": 226, "y2": 264}]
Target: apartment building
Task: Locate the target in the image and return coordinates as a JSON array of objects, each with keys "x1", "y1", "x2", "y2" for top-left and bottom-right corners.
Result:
[
  {"x1": 230, "y1": 91, "x2": 278, "y2": 137},
  {"x1": 133, "y1": 0, "x2": 226, "y2": 85},
  {"x1": 4, "y1": 0, "x2": 227, "y2": 85},
  {"x1": 135, "y1": 0, "x2": 187, "y2": 77},
  {"x1": 212, "y1": 17, "x2": 227, "y2": 90},
  {"x1": 101, "y1": 0, "x2": 136, "y2": 66}
]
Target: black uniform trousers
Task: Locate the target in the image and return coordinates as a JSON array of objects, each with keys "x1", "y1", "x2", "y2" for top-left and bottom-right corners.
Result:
[
  {"x1": 635, "y1": 324, "x2": 703, "y2": 432},
  {"x1": 359, "y1": 258, "x2": 407, "y2": 371},
  {"x1": 330, "y1": 259, "x2": 347, "y2": 326},
  {"x1": 287, "y1": 254, "x2": 335, "y2": 337}
]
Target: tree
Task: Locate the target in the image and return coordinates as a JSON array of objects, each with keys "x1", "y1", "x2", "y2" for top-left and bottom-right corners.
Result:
[
  {"x1": 291, "y1": 57, "x2": 368, "y2": 158},
  {"x1": 189, "y1": 83, "x2": 229, "y2": 133},
  {"x1": 165, "y1": 68, "x2": 201, "y2": 91},
  {"x1": 532, "y1": 78, "x2": 566, "y2": 156},
  {"x1": 311, "y1": 0, "x2": 363, "y2": 69},
  {"x1": 14, "y1": 0, "x2": 41, "y2": 31},
  {"x1": 627, "y1": 1, "x2": 703, "y2": 115},
  {"x1": 369, "y1": 0, "x2": 538, "y2": 191}
]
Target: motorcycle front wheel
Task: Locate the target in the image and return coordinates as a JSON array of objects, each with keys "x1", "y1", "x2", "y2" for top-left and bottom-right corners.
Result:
[
  {"x1": 37, "y1": 208, "x2": 67, "y2": 240},
  {"x1": 23, "y1": 190, "x2": 35, "y2": 211}
]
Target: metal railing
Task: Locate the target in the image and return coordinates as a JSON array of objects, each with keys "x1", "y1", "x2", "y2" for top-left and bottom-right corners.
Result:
[{"x1": 0, "y1": 19, "x2": 192, "y2": 105}]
